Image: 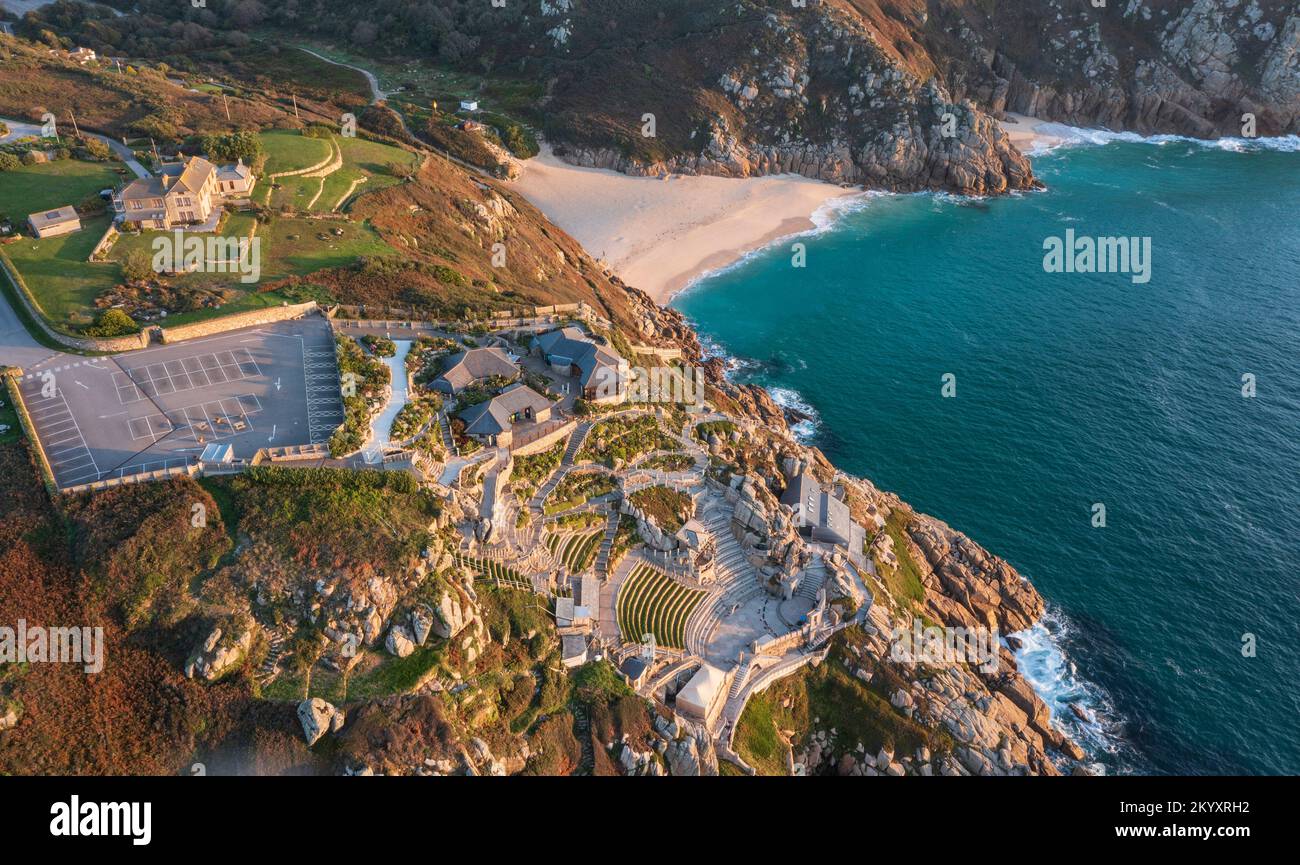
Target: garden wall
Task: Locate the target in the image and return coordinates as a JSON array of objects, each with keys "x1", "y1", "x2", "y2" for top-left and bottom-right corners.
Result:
[{"x1": 159, "y1": 300, "x2": 319, "y2": 343}]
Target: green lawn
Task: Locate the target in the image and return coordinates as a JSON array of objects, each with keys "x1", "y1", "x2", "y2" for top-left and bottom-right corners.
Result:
[
  {"x1": 112, "y1": 211, "x2": 259, "y2": 275},
  {"x1": 265, "y1": 132, "x2": 416, "y2": 213},
  {"x1": 260, "y1": 129, "x2": 332, "y2": 176},
  {"x1": 259, "y1": 216, "x2": 395, "y2": 277},
  {"x1": 1, "y1": 215, "x2": 119, "y2": 330},
  {"x1": 1, "y1": 143, "x2": 403, "y2": 333},
  {"x1": 0, "y1": 159, "x2": 125, "y2": 220}
]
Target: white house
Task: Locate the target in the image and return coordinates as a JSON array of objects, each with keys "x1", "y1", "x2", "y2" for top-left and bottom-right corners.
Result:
[{"x1": 459, "y1": 100, "x2": 479, "y2": 112}]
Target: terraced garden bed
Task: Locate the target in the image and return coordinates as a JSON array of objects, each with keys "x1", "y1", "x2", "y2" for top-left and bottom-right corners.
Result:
[
  {"x1": 577, "y1": 414, "x2": 679, "y2": 467},
  {"x1": 546, "y1": 529, "x2": 602, "y2": 574},
  {"x1": 615, "y1": 564, "x2": 705, "y2": 650},
  {"x1": 543, "y1": 470, "x2": 617, "y2": 515},
  {"x1": 454, "y1": 553, "x2": 531, "y2": 592}
]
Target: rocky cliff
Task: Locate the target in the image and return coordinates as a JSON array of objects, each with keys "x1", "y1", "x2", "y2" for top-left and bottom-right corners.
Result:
[{"x1": 476, "y1": 0, "x2": 1297, "y2": 189}]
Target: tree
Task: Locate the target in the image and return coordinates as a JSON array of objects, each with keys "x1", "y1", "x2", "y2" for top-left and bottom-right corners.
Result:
[{"x1": 80, "y1": 137, "x2": 113, "y2": 161}]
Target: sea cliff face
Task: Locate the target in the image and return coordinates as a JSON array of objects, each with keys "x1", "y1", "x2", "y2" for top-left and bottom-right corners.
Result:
[
  {"x1": 545, "y1": 4, "x2": 1038, "y2": 194},
  {"x1": 512, "y1": 0, "x2": 1297, "y2": 188},
  {"x1": 946, "y1": 0, "x2": 1300, "y2": 137}
]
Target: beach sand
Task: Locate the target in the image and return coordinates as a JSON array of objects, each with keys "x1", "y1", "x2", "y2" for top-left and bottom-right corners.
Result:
[
  {"x1": 511, "y1": 120, "x2": 1061, "y2": 304},
  {"x1": 510, "y1": 145, "x2": 856, "y2": 305},
  {"x1": 999, "y1": 112, "x2": 1067, "y2": 153}
]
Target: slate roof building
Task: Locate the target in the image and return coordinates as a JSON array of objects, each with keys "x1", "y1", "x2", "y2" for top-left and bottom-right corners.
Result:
[
  {"x1": 432, "y1": 346, "x2": 519, "y2": 395},
  {"x1": 113, "y1": 155, "x2": 255, "y2": 229},
  {"x1": 457, "y1": 382, "x2": 553, "y2": 448},
  {"x1": 535, "y1": 326, "x2": 628, "y2": 404},
  {"x1": 27, "y1": 205, "x2": 81, "y2": 239},
  {"x1": 779, "y1": 468, "x2": 862, "y2": 552}
]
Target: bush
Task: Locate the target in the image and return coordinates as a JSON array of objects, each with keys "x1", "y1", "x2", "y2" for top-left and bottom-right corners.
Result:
[
  {"x1": 360, "y1": 334, "x2": 396, "y2": 357},
  {"x1": 80, "y1": 137, "x2": 113, "y2": 161},
  {"x1": 0, "y1": 153, "x2": 18, "y2": 172},
  {"x1": 83, "y1": 308, "x2": 139, "y2": 337},
  {"x1": 120, "y1": 250, "x2": 153, "y2": 282}
]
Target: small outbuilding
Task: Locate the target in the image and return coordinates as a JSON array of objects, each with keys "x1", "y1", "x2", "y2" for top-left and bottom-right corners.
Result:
[{"x1": 27, "y1": 206, "x2": 81, "y2": 239}]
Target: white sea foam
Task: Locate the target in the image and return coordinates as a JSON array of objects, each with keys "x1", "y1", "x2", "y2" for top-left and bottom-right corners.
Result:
[
  {"x1": 1038, "y1": 122, "x2": 1300, "y2": 154},
  {"x1": 767, "y1": 386, "x2": 821, "y2": 442},
  {"x1": 1011, "y1": 606, "x2": 1138, "y2": 774}
]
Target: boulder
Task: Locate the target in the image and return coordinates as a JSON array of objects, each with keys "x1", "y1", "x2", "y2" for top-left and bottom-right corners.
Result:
[
  {"x1": 410, "y1": 605, "x2": 434, "y2": 646},
  {"x1": 297, "y1": 698, "x2": 344, "y2": 746},
  {"x1": 386, "y1": 625, "x2": 415, "y2": 658}
]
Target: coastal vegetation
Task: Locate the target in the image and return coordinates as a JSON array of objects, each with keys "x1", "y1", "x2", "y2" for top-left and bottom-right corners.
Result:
[
  {"x1": 578, "y1": 415, "x2": 679, "y2": 467},
  {"x1": 389, "y1": 396, "x2": 439, "y2": 443},
  {"x1": 330, "y1": 335, "x2": 391, "y2": 456},
  {"x1": 544, "y1": 471, "x2": 617, "y2": 515},
  {"x1": 734, "y1": 629, "x2": 953, "y2": 776},
  {"x1": 627, "y1": 486, "x2": 692, "y2": 534}
]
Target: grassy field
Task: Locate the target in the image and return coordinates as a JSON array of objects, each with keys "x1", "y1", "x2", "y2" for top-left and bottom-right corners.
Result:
[
  {"x1": 259, "y1": 215, "x2": 393, "y2": 276},
  {"x1": 264, "y1": 131, "x2": 416, "y2": 213},
  {"x1": 260, "y1": 129, "x2": 332, "y2": 176},
  {"x1": 1, "y1": 215, "x2": 118, "y2": 330},
  {"x1": 0, "y1": 159, "x2": 126, "y2": 220}
]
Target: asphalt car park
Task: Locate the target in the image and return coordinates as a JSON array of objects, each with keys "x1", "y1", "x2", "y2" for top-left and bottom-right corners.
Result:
[{"x1": 14, "y1": 317, "x2": 344, "y2": 488}]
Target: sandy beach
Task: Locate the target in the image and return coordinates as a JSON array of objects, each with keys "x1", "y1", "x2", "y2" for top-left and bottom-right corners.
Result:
[
  {"x1": 512, "y1": 118, "x2": 1062, "y2": 304},
  {"x1": 999, "y1": 112, "x2": 1068, "y2": 153},
  {"x1": 511, "y1": 145, "x2": 856, "y2": 305}
]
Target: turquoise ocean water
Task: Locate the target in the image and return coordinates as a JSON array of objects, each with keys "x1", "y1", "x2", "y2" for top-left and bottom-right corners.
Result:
[{"x1": 673, "y1": 133, "x2": 1300, "y2": 774}]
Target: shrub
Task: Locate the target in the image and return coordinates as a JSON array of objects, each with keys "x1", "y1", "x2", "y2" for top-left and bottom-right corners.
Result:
[
  {"x1": 83, "y1": 308, "x2": 139, "y2": 337},
  {"x1": 0, "y1": 153, "x2": 18, "y2": 172},
  {"x1": 120, "y1": 250, "x2": 153, "y2": 282}
]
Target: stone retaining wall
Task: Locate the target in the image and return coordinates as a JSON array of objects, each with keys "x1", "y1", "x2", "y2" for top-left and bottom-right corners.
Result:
[
  {"x1": 510, "y1": 417, "x2": 575, "y2": 457},
  {"x1": 3, "y1": 368, "x2": 56, "y2": 493},
  {"x1": 159, "y1": 300, "x2": 319, "y2": 343},
  {"x1": 0, "y1": 252, "x2": 150, "y2": 352}
]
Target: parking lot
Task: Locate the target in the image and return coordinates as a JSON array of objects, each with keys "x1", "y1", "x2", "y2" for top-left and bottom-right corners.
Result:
[{"x1": 14, "y1": 317, "x2": 344, "y2": 488}]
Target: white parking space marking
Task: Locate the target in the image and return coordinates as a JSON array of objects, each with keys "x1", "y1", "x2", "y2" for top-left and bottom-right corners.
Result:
[
  {"x1": 302, "y1": 346, "x2": 345, "y2": 443},
  {"x1": 19, "y1": 383, "x2": 100, "y2": 486},
  {"x1": 130, "y1": 392, "x2": 264, "y2": 445},
  {"x1": 117, "y1": 350, "x2": 261, "y2": 403}
]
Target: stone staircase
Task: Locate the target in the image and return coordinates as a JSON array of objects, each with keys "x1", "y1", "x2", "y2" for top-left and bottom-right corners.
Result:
[
  {"x1": 728, "y1": 657, "x2": 752, "y2": 701},
  {"x1": 254, "y1": 624, "x2": 292, "y2": 687},
  {"x1": 594, "y1": 509, "x2": 620, "y2": 578},
  {"x1": 798, "y1": 554, "x2": 828, "y2": 602},
  {"x1": 562, "y1": 421, "x2": 592, "y2": 466},
  {"x1": 437, "y1": 412, "x2": 457, "y2": 456}
]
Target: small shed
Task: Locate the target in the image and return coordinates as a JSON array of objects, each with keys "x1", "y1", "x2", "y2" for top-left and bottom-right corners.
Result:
[
  {"x1": 459, "y1": 100, "x2": 479, "y2": 112},
  {"x1": 561, "y1": 634, "x2": 588, "y2": 669},
  {"x1": 27, "y1": 206, "x2": 81, "y2": 239},
  {"x1": 199, "y1": 443, "x2": 234, "y2": 464}
]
